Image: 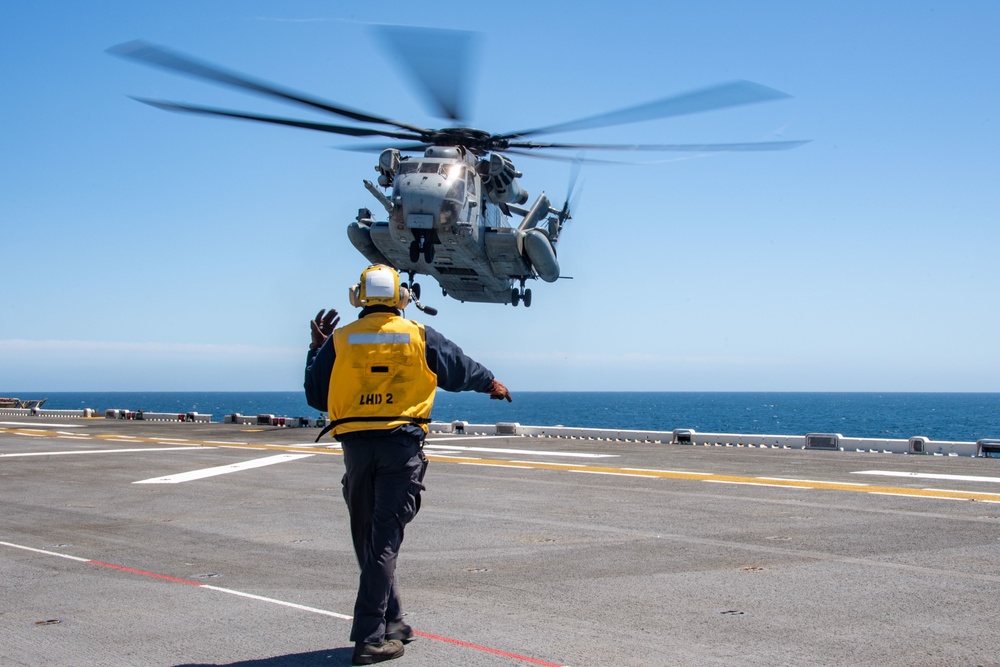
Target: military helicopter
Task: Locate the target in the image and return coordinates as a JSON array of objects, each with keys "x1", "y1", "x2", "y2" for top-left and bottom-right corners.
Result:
[{"x1": 110, "y1": 28, "x2": 807, "y2": 313}]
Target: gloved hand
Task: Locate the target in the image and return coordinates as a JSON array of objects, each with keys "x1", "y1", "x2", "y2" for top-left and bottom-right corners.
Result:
[
  {"x1": 310, "y1": 308, "x2": 340, "y2": 350},
  {"x1": 488, "y1": 379, "x2": 512, "y2": 402}
]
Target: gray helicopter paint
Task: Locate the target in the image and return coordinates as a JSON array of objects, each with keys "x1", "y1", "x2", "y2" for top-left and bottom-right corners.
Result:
[
  {"x1": 350, "y1": 149, "x2": 562, "y2": 307},
  {"x1": 110, "y1": 37, "x2": 805, "y2": 313}
]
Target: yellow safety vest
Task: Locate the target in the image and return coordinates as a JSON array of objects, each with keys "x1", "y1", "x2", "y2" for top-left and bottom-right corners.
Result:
[{"x1": 326, "y1": 313, "x2": 437, "y2": 437}]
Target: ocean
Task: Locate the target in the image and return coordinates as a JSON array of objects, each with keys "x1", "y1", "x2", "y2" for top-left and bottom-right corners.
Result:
[{"x1": 14, "y1": 391, "x2": 1000, "y2": 442}]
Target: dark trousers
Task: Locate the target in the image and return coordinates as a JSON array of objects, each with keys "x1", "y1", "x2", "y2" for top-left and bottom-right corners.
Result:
[{"x1": 341, "y1": 431, "x2": 428, "y2": 644}]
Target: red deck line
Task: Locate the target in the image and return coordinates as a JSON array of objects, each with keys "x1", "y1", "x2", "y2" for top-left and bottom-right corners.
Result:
[{"x1": 3, "y1": 540, "x2": 567, "y2": 666}]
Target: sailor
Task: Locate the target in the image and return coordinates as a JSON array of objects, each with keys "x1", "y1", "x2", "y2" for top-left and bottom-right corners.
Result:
[{"x1": 304, "y1": 264, "x2": 511, "y2": 665}]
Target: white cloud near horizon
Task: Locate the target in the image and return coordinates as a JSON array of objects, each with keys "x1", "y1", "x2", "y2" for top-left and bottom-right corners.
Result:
[{"x1": 0, "y1": 339, "x2": 304, "y2": 392}]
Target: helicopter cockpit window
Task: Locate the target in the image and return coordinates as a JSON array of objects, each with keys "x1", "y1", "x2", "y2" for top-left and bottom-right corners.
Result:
[
  {"x1": 466, "y1": 169, "x2": 476, "y2": 198},
  {"x1": 418, "y1": 162, "x2": 441, "y2": 174},
  {"x1": 445, "y1": 165, "x2": 466, "y2": 201},
  {"x1": 397, "y1": 162, "x2": 420, "y2": 175}
]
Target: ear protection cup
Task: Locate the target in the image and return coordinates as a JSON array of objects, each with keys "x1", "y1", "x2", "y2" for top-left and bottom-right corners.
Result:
[
  {"x1": 348, "y1": 284, "x2": 362, "y2": 308},
  {"x1": 397, "y1": 286, "x2": 410, "y2": 310}
]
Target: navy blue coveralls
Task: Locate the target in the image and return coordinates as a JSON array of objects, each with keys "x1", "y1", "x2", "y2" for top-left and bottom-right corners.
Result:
[{"x1": 304, "y1": 305, "x2": 495, "y2": 644}]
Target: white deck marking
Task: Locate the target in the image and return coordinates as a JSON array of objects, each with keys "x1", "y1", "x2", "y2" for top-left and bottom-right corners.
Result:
[
  {"x1": 0, "y1": 446, "x2": 208, "y2": 458},
  {"x1": 200, "y1": 585, "x2": 353, "y2": 620},
  {"x1": 0, "y1": 540, "x2": 91, "y2": 562},
  {"x1": 134, "y1": 453, "x2": 314, "y2": 484},
  {"x1": 852, "y1": 470, "x2": 1000, "y2": 484}
]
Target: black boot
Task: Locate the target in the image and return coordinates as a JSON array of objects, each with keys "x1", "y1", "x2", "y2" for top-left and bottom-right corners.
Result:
[
  {"x1": 385, "y1": 620, "x2": 415, "y2": 643},
  {"x1": 352, "y1": 639, "x2": 404, "y2": 665}
]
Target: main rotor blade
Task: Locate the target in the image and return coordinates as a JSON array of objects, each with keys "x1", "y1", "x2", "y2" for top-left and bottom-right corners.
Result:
[
  {"x1": 340, "y1": 142, "x2": 434, "y2": 154},
  {"x1": 132, "y1": 98, "x2": 427, "y2": 140},
  {"x1": 503, "y1": 149, "x2": 636, "y2": 165},
  {"x1": 373, "y1": 25, "x2": 477, "y2": 122},
  {"x1": 502, "y1": 80, "x2": 794, "y2": 140},
  {"x1": 108, "y1": 40, "x2": 431, "y2": 135},
  {"x1": 507, "y1": 139, "x2": 811, "y2": 152}
]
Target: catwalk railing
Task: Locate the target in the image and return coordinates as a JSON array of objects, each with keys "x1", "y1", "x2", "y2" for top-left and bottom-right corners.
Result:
[{"x1": 3, "y1": 407, "x2": 999, "y2": 458}]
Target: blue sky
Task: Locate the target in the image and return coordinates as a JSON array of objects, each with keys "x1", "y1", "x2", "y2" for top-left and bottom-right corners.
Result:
[{"x1": 2, "y1": 1, "x2": 998, "y2": 392}]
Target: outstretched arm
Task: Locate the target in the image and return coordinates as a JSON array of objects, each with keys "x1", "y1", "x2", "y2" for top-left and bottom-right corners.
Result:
[{"x1": 424, "y1": 325, "x2": 512, "y2": 401}]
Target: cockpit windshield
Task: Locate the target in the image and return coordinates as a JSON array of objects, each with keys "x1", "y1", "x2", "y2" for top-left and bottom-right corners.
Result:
[
  {"x1": 397, "y1": 162, "x2": 420, "y2": 175},
  {"x1": 445, "y1": 164, "x2": 466, "y2": 201},
  {"x1": 395, "y1": 160, "x2": 469, "y2": 207}
]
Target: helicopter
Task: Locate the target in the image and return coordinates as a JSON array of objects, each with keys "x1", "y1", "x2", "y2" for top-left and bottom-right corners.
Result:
[{"x1": 110, "y1": 28, "x2": 807, "y2": 313}]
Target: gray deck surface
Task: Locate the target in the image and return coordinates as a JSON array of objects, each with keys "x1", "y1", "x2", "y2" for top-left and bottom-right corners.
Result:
[{"x1": 3, "y1": 416, "x2": 1000, "y2": 666}]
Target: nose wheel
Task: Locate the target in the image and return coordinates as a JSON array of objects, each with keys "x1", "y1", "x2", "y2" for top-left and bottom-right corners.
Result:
[{"x1": 409, "y1": 233, "x2": 435, "y2": 263}]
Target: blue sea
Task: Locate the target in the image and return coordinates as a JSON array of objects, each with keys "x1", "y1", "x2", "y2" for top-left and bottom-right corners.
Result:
[{"x1": 14, "y1": 392, "x2": 1000, "y2": 441}]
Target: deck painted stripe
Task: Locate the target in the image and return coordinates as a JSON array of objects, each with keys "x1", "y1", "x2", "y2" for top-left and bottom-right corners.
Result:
[
  {"x1": 0, "y1": 540, "x2": 567, "y2": 666},
  {"x1": 757, "y1": 476, "x2": 869, "y2": 486},
  {"x1": 426, "y1": 435, "x2": 525, "y2": 442},
  {"x1": 705, "y1": 480, "x2": 804, "y2": 488},
  {"x1": 0, "y1": 446, "x2": 208, "y2": 458},
  {"x1": 134, "y1": 453, "x2": 314, "y2": 484},
  {"x1": 0, "y1": 540, "x2": 91, "y2": 562},
  {"x1": 200, "y1": 585, "x2": 353, "y2": 620},
  {"x1": 425, "y1": 443, "x2": 617, "y2": 458},
  {"x1": 420, "y1": 454, "x2": 1000, "y2": 502},
  {"x1": 852, "y1": 470, "x2": 1000, "y2": 484},
  {"x1": 0, "y1": 422, "x2": 85, "y2": 428},
  {"x1": 7, "y1": 425, "x2": 996, "y2": 503},
  {"x1": 414, "y1": 630, "x2": 566, "y2": 667},
  {"x1": 569, "y1": 470, "x2": 662, "y2": 478}
]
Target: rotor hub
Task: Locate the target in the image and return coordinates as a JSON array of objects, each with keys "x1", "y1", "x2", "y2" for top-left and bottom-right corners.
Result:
[{"x1": 429, "y1": 128, "x2": 510, "y2": 155}]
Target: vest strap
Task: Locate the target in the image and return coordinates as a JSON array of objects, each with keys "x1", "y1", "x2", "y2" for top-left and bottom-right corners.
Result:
[{"x1": 314, "y1": 415, "x2": 432, "y2": 443}]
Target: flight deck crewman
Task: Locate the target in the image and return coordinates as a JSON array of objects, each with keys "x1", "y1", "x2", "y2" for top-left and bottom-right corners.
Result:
[{"x1": 304, "y1": 264, "x2": 512, "y2": 666}]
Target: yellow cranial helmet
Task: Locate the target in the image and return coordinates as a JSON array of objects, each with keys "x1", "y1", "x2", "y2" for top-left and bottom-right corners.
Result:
[{"x1": 349, "y1": 264, "x2": 410, "y2": 309}]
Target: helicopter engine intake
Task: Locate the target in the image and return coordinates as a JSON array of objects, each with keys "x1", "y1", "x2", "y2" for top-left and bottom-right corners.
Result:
[{"x1": 480, "y1": 154, "x2": 528, "y2": 205}]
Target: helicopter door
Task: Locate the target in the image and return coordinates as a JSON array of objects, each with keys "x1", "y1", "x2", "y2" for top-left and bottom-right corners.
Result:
[
  {"x1": 465, "y1": 168, "x2": 478, "y2": 225},
  {"x1": 440, "y1": 164, "x2": 467, "y2": 232}
]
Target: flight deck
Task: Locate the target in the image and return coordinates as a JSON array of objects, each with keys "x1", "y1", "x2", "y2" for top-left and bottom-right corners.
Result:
[{"x1": 3, "y1": 414, "x2": 1000, "y2": 666}]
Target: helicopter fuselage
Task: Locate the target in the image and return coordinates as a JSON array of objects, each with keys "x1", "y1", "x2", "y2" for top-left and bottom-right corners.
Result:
[{"x1": 347, "y1": 146, "x2": 560, "y2": 306}]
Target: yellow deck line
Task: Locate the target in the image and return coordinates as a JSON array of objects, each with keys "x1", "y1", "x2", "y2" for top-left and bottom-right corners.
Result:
[
  {"x1": 5, "y1": 428, "x2": 1000, "y2": 502},
  {"x1": 419, "y1": 454, "x2": 1000, "y2": 502}
]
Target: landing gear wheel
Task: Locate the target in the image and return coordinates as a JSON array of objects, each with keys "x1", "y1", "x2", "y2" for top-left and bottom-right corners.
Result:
[
  {"x1": 411, "y1": 283, "x2": 421, "y2": 300},
  {"x1": 523, "y1": 288, "x2": 532, "y2": 308},
  {"x1": 423, "y1": 241, "x2": 435, "y2": 264},
  {"x1": 511, "y1": 288, "x2": 520, "y2": 307},
  {"x1": 409, "y1": 240, "x2": 420, "y2": 263}
]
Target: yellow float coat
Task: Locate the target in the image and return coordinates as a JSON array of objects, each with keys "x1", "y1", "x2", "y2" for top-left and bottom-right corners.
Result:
[{"x1": 327, "y1": 313, "x2": 437, "y2": 437}]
